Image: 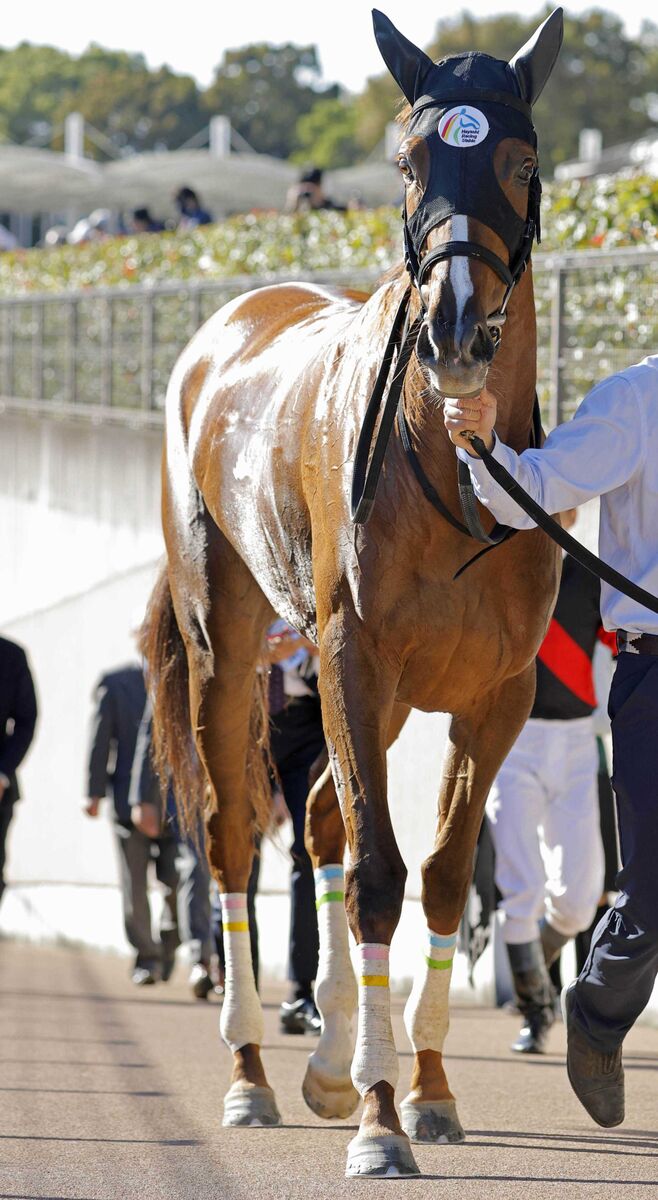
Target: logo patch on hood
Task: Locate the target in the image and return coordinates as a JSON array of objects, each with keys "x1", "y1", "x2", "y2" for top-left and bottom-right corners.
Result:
[{"x1": 438, "y1": 105, "x2": 489, "y2": 147}]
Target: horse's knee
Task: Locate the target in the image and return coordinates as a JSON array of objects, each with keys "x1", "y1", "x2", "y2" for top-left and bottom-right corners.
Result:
[
  {"x1": 421, "y1": 851, "x2": 471, "y2": 933},
  {"x1": 346, "y1": 851, "x2": 407, "y2": 943},
  {"x1": 205, "y1": 809, "x2": 254, "y2": 892}
]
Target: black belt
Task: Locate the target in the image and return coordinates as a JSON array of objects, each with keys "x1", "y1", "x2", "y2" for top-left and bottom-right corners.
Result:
[{"x1": 616, "y1": 630, "x2": 658, "y2": 656}]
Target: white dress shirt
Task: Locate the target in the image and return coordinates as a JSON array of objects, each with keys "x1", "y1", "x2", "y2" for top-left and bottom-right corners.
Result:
[{"x1": 457, "y1": 355, "x2": 658, "y2": 634}]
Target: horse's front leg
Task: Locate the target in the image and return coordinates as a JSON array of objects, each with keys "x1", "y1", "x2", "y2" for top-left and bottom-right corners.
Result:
[
  {"x1": 302, "y1": 702, "x2": 411, "y2": 1122},
  {"x1": 318, "y1": 617, "x2": 419, "y2": 1178},
  {"x1": 401, "y1": 667, "x2": 536, "y2": 1145}
]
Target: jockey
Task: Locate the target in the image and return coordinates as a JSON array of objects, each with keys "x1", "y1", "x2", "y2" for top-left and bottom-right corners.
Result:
[{"x1": 444, "y1": 354, "x2": 658, "y2": 1129}]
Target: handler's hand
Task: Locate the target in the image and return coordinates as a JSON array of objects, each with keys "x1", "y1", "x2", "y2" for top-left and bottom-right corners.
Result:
[
  {"x1": 444, "y1": 388, "x2": 497, "y2": 455},
  {"x1": 132, "y1": 803, "x2": 161, "y2": 839}
]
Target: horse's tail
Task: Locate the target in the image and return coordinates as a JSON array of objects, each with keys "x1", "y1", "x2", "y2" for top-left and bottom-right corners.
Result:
[
  {"x1": 140, "y1": 565, "x2": 273, "y2": 843},
  {"x1": 139, "y1": 567, "x2": 202, "y2": 838}
]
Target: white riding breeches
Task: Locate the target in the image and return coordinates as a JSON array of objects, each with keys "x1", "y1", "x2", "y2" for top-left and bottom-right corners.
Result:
[{"x1": 486, "y1": 716, "x2": 605, "y2": 944}]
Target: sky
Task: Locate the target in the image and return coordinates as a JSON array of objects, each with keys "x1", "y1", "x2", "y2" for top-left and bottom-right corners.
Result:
[{"x1": 5, "y1": 1, "x2": 657, "y2": 93}]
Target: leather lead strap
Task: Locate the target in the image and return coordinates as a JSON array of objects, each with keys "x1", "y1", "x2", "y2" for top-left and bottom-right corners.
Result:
[
  {"x1": 351, "y1": 291, "x2": 422, "y2": 524},
  {"x1": 468, "y1": 435, "x2": 658, "y2": 615}
]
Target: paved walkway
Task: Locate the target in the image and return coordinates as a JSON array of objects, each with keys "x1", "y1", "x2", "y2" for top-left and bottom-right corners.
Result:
[{"x1": 1, "y1": 940, "x2": 656, "y2": 1200}]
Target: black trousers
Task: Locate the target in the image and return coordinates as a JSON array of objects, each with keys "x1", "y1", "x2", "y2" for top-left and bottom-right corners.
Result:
[
  {"x1": 271, "y1": 695, "x2": 325, "y2": 988},
  {"x1": 574, "y1": 652, "x2": 658, "y2": 1052},
  {"x1": 0, "y1": 795, "x2": 17, "y2": 904}
]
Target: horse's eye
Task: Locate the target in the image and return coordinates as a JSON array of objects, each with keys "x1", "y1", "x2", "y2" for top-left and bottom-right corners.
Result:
[
  {"x1": 518, "y1": 160, "x2": 535, "y2": 184},
  {"x1": 397, "y1": 156, "x2": 414, "y2": 181}
]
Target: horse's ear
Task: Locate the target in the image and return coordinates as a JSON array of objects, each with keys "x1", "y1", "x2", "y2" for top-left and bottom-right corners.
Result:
[
  {"x1": 372, "y1": 9, "x2": 435, "y2": 105},
  {"x1": 509, "y1": 8, "x2": 563, "y2": 106}
]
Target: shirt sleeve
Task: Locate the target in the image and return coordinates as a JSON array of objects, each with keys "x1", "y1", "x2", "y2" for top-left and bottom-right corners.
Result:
[
  {"x1": 0, "y1": 648, "x2": 38, "y2": 778},
  {"x1": 87, "y1": 680, "x2": 114, "y2": 799},
  {"x1": 456, "y1": 374, "x2": 645, "y2": 530}
]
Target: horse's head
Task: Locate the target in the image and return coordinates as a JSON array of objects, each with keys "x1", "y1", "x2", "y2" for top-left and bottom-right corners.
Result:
[{"x1": 374, "y1": 8, "x2": 563, "y2": 397}]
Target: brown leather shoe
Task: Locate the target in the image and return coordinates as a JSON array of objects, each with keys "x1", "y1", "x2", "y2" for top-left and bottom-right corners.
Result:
[{"x1": 562, "y1": 982, "x2": 624, "y2": 1128}]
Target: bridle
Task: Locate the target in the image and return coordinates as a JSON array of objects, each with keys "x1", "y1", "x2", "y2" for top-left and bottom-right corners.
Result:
[{"x1": 351, "y1": 85, "x2": 543, "y2": 557}]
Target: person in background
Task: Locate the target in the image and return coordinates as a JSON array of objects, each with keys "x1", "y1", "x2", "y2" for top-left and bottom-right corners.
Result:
[
  {"x1": 0, "y1": 224, "x2": 18, "y2": 252},
  {"x1": 0, "y1": 636, "x2": 37, "y2": 907},
  {"x1": 130, "y1": 706, "x2": 218, "y2": 1001},
  {"x1": 131, "y1": 207, "x2": 164, "y2": 234},
  {"x1": 487, "y1": 513, "x2": 614, "y2": 1054},
  {"x1": 267, "y1": 620, "x2": 325, "y2": 1035},
  {"x1": 68, "y1": 209, "x2": 112, "y2": 245},
  {"x1": 174, "y1": 187, "x2": 213, "y2": 231},
  {"x1": 285, "y1": 166, "x2": 346, "y2": 214},
  {"x1": 445, "y1": 355, "x2": 658, "y2": 1127},
  {"x1": 85, "y1": 661, "x2": 179, "y2": 986}
]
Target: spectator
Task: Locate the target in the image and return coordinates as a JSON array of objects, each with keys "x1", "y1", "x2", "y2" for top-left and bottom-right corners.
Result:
[
  {"x1": 486, "y1": 520, "x2": 614, "y2": 1054},
  {"x1": 131, "y1": 207, "x2": 164, "y2": 234},
  {"x1": 267, "y1": 620, "x2": 324, "y2": 1035},
  {"x1": 285, "y1": 166, "x2": 346, "y2": 214},
  {"x1": 130, "y1": 705, "x2": 219, "y2": 1001},
  {"x1": 85, "y1": 661, "x2": 179, "y2": 986},
  {"x1": 68, "y1": 209, "x2": 112, "y2": 245},
  {"x1": 0, "y1": 224, "x2": 18, "y2": 252},
  {"x1": 174, "y1": 187, "x2": 213, "y2": 231},
  {"x1": 0, "y1": 636, "x2": 37, "y2": 907}
]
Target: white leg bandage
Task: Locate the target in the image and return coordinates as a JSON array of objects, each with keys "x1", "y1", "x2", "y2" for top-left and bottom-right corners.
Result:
[
  {"x1": 351, "y1": 943, "x2": 398, "y2": 1097},
  {"x1": 312, "y1": 866, "x2": 357, "y2": 1074},
  {"x1": 219, "y1": 893, "x2": 263, "y2": 1053},
  {"x1": 403, "y1": 930, "x2": 457, "y2": 1054}
]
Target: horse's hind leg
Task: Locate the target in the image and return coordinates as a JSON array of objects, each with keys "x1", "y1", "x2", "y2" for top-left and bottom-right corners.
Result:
[
  {"x1": 170, "y1": 525, "x2": 279, "y2": 1128},
  {"x1": 401, "y1": 667, "x2": 535, "y2": 1145},
  {"x1": 301, "y1": 758, "x2": 357, "y2": 1119},
  {"x1": 302, "y1": 702, "x2": 411, "y2": 1122}
]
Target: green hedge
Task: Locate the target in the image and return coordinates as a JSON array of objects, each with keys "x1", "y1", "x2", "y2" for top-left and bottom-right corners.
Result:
[{"x1": 0, "y1": 172, "x2": 655, "y2": 296}]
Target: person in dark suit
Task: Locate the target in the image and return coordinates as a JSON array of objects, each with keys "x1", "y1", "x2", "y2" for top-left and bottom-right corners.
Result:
[
  {"x1": 85, "y1": 664, "x2": 179, "y2": 985},
  {"x1": 129, "y1": 703, "x2": 220, "y2": 1000},
  {"x1": 0, "y1": 636, "x2": 38, "y2": 905}
]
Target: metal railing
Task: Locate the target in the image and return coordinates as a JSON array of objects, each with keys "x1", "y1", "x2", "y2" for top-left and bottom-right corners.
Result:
[{"x1": 0, "y1": 249, "x2": 655, "y2": 427}]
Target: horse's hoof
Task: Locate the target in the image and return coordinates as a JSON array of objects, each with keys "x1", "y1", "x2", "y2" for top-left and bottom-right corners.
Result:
[
  {"x1": 302, "y1": 1061, "x2": 360, "y2": 1120},
  {"x1": 345, "y1": 1133, "x2": 420, "y2": 1177},
  {"x1": 400, "y1": 1098, "x2": 465, "y2": 1144},
  {"x1": 222, "y1": 1084, "x2": 282, "y2": 1127}
]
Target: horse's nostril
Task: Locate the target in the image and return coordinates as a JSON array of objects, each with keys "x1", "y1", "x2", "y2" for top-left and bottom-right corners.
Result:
[{"x1": 463, "y1": 321, "x2": 495, "y2": 366}]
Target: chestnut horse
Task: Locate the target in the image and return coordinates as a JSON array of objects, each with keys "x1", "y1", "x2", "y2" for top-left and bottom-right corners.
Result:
[{"x1": 143, "y1": 8, "x2": 564, "y2": 1179}]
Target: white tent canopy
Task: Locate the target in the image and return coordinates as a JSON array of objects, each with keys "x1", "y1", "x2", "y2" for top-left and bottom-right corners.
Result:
[
  {"x1": 0, "y1": 145, "x2": 402, "y2": 226},
  {"x1": 0, "y1": 145, "x2": 101, "y2": 211}
]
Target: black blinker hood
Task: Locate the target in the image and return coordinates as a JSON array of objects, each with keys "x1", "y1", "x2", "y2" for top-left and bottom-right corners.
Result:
[
  {"x1": 403, "y1": 52, "x2": 540, "y2": 296},
  {"x1": 371, "y1": 8, "x2": 565, "y2": 312}
]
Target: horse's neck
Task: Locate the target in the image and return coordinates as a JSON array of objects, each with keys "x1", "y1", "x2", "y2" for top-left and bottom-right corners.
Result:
[{"x1": 403, "y1": 267, "x2": 538, "y2": 467}]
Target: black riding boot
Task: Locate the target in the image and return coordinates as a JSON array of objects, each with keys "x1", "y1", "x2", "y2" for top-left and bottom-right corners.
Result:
[
  {"x1": 508, "y1": 941, "x2": 555, "y2": 1054},
  {"x1": 539, "y1": 917, "x2": 569, "y2": 968}
]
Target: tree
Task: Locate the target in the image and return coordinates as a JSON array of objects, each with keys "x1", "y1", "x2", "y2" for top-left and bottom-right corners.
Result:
[
  {"x1": 55, "y1": 49, "x2": 204, "y2": 155},
  {"x1": 0, "y1": 42, "x2": 204, "y2": 156},
  {"x1": 202, "y1": 43, "x2": 338, "y2": 159},
  {"x1": 354, "y1": 8, "x2": 658, "y2": 173},
  {"x1": 292, "y1": 96, "x2": 361, "y2": 168}
]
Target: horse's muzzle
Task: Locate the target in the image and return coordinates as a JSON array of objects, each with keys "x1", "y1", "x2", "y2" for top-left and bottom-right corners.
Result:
[{"x1": 416, "y1": 323, "x2": 490, "y2": 396}]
